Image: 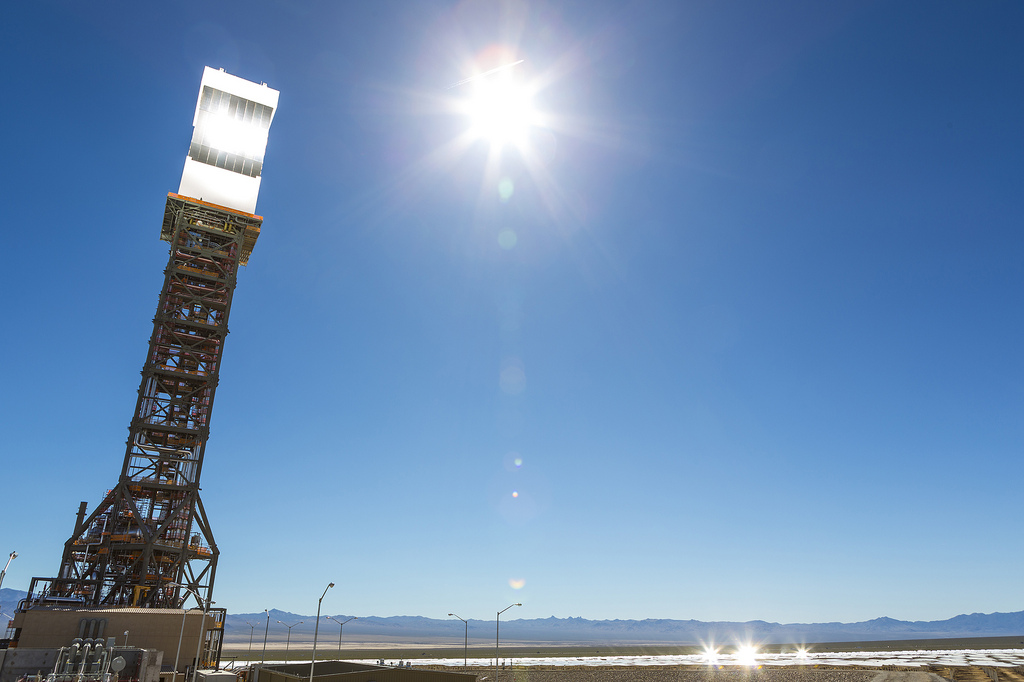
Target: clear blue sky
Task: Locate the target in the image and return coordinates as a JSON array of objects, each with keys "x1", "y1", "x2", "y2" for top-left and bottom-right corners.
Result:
[{"x1": 2, "y1": 1, "x2": 1022, "y2": 625}]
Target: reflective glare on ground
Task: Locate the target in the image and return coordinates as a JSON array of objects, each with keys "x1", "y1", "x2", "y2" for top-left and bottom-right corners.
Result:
[{"x1": 343, "y1": 649, "x2": 1024, "y2": 668}]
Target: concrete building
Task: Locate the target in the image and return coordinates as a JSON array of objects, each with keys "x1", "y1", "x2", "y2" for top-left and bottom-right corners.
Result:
[{"x1": 7, "y1": 608, "x2": 218, "y2": 673}]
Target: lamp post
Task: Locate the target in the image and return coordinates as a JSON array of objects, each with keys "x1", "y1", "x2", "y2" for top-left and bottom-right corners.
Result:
[
  {"x1": 325, "y1": 616, "x2": 356, "y2": 658},
  {"x1": 191, "y1": 598, "x2": 215, "y2": 682},
  {"x1": 309, "y1": 582, "x2": 334, "y2": 682},
  {"x1": 172, "y1": 608, "x2": 197, "y2": 682},
  {"x1": 277, "y1": 621, "x2": 303, "y2": 659},
  {"x1": 169, "y1": 583, "x2": 199, "y2": 682},
  {"x1": 245, "y1": 621, "x2": 258, "y2": 654},
  {"x1": 167, "y1": 577, "x2": 203, "y2": 679},
  {"x1": 0, "y1": 552, "x2": 16, "y2": 591},
  {"x1": 495, "y1": 603, "x2": 520, "y2": 682},
  {"x1": 448, "y1": 614, "x2": 468, "y2": 667},
  {"x1": 123, "y1": 630, "x2": 130, "y2": 647},
  {"x1": 261, "y1": 609, "x2": 270, "y2": 664}
]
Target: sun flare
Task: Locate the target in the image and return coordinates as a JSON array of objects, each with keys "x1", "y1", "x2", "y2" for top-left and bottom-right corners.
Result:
[
  {"x1": 461, "y1": 72, "x2": 538, "y2": 148},
  {"x1": 426, "y1": 47, "x2": 579, "y2": 225},
  {"x1": 735, "y1": 644, "x2": 758, "y2": 667}
]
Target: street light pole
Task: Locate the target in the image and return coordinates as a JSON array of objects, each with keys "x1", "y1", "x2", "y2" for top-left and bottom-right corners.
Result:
[
  {"x1": 325, "y1": 616, "x2": 356, "y2": 658},
  {"x1": 309, "y1": 582, "x2": 334, "y2": 682},
  {"x1": 169, "y1": 582, "x2": 200, "y2": 682},
  {"x1": 245, "y1": 622, "x2": 258, "y2": 654},
  {"x1": 172, "y1": 609, "x2": 192, "y2": 682},
  {"x1": 261, "y1": 609, "x2": 270, "y2": 665},
  {"x1": 448, "y1": 614, "x2": 468, "y2": 667},
  {"x1": 277, "y1": 621, "x2": 303, "y2": 660},
  {"x1": 191, "y1": 599, "x2": 215, "y2": 682},
  {"x1": 168, "y1": 583, "x2": 209, "y2": 682},
  {"x1": 0, "y1": 552, "x2": 16, "y2": 591},
  {"x1": 495, "y1": 603, "x2": 521, "y2": 682}
]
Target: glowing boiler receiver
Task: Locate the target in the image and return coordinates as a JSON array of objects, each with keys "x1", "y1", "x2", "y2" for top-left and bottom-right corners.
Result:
[{"x1": 178, "y1": 66, "x2": 280, "y2": 215}]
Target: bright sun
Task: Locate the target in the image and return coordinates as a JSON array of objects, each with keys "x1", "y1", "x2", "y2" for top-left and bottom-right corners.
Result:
[
  {"x1": 437, "y1": 52, "x2": 566, "y2": 219},
  {"x1": 462, "y1": 73, "x2": 537, "y2": 148}
]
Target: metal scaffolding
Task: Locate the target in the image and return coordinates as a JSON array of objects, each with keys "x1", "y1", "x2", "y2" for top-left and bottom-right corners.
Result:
[{"x1": 28, "y1": 194, "x2": 262, "y2": 610}]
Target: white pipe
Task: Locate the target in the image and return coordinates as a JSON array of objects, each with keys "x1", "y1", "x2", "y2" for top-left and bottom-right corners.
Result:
[{"x1": 77, "y1": 643, "x2": 92, "y2": 675}]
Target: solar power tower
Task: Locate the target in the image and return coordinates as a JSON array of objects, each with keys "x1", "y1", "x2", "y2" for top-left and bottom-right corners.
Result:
[{"x1": 29, "y1": 68, "x2": 279, "y2": 610}]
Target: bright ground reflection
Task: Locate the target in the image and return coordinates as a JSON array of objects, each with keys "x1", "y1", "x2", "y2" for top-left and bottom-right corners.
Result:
[
  {"x1": 349, "y1": 649, "x2": 1024, "y2": 669},
  {"x1": 735, "y1": 644, "x2": 758, "y2": 666}
]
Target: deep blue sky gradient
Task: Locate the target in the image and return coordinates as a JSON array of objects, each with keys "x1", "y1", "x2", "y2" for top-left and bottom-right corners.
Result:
[{"x1": 1, "y1": 1, "x2": 1022, "y2": 623}]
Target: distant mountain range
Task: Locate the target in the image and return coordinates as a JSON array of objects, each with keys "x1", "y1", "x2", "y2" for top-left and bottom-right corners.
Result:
[
  {"x1": 0, "y1": 588, "x2": 27, "y2": 618},
  {"x1": 4, "y1": 588, "x2": 1022, "y2": 646},
  {"x1": 225, "y1": 608, "x2": 1024, "y2": 646}
]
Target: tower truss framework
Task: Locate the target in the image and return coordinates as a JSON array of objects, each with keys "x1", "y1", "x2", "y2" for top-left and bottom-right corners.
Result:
[{"x1": 29, "y1": 195, "x2": 261, "y2": 610}]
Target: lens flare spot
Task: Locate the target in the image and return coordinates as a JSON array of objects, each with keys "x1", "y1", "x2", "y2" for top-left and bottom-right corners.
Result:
[
  {"x1": 498, "y1": 178, "x2": 514, "y2": 201},
  {"x1": 509, "y1": 578, "x2": 526, "y2": 589},
  {"x1": 511, "y1": 490, "x2": 519, "y2": 498},
  {"x1": 500, "y1": 359, "x2": 526, "y2": 394},
  {"x1": 503, "y1": 451, "x2": 523, "y2": 471},
  {"x1": 498, "y1": 229, "x2": 517, "y2": 249}
]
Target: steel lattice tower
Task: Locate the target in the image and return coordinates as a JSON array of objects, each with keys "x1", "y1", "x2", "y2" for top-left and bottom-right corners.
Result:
[{"x1": 28, "y1": 68, "x2": 278, "y2": 611}]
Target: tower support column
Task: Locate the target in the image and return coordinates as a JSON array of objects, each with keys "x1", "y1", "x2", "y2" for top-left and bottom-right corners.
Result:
[{"x1": 38, "y1": 195, "x2": 262, "y2": 609}]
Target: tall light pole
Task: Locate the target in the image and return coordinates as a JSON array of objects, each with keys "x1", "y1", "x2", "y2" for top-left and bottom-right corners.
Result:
[
  {"x1": 172, "y1": 608, "x2": 196, "y2": 682},
  {"x1": 0, "y1": 552, "x2": 16, "y2": 591},
  {"x1": 261, "y1": 609, "x2": 271, "y2": 664},
  {"x1": 245, "y1": 622, "x2": 258, "y2": 654},
  {"x1": 191, "y1": 599, "x2": 215, "y2": 682},
  {"x1": 169, "y1": 582, "x2": 200, "y2": 682},
  {"x1": 325, "y1": 616, "x2": 356, "y2": 658},
  {"x1": 309, "y1": 582, "x2": 334, "y2": 682},
  {"x1": 277, "y1": 621, "x2": 303, "y2": 659},
  {"x1": 495, "y1": 603, "x2": 520, "y2": 682},
  {"x1": 448, "y1": 613, "x2": 468, "y2": 667}
]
